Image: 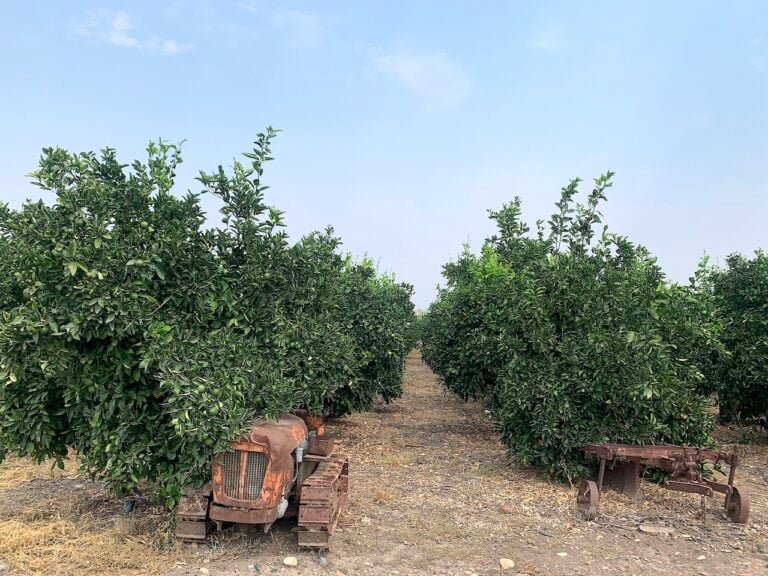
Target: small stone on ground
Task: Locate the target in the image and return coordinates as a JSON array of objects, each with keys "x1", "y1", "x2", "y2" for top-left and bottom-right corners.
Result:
[
  {"x1": 638, "y1": 524, "x2": 675, "y2": 535},
  {"x1": 283, "y1": 556, "x2": 298, "y2": 567}
]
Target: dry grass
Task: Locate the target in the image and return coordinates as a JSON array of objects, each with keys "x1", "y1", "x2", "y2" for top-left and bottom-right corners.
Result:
[
  {"x1": 378, "y1": 453, "x2": 411, "y2": 467},
  {"x1": 0, "y1": 517, "x2": 177, "y2": 576},
  {"x1": 372, "y1": 489, "x2": 394, "y2": 503},
  {"x1": 0, "y1": 456, "x2": 80, "y2": 490},
  {"x1": 0, "y1": 455, "x2": 180, "y2": 575},
  {"x1": 2, "y1": 351, "x2": 768, "y2": 575}
]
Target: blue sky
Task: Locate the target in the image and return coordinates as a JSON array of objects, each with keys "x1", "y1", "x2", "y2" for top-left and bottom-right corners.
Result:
[{"x1": 1, "y1": 1, "x2": 767, "y2": 307}]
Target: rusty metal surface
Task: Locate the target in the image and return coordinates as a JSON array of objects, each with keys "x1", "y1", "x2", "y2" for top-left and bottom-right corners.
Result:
[
  {"x1": 176, "y1": 410, "x2": 348, "y2": 549},
  {"x1": 297, "y1": 450, "x2": 349, "y2": 549},
  {"x1": 667, "y1": 481, "x2": 713, "y2": 496},
  {"x1": 580, "y1": 442, "x2": 749, "y2": 524},
  {"x1": 726, "y1": 486, "x2": 750, "y2": 523},
  {"x1": 293, "y1": 409, "x2": 326, "y2": 436},
  {"x1": 177, "y1": 483, "x2": 212, "y2": 518},
  {"x1": 706, "y1": 480, "x2": 731, "y2": 495},
  {"x1": 577, "y1": 479, "x2": 599, "y2": 520},
  {"x1": 208, "y1": 502, "x2": 279, "y2": 525},
  {"x1": 212, "y1": 413, "x2": 307, "y2": 510},
  {"x1": 602, "y1": 461, "x2": 642, "y2": 498},
  {"x1": 175, "y1": 483, "x2": 212, "y2": 541},
  {"x1": 230, "y1": 412, "x2": 308, "y2": 456},
  {"x1": 298, "y1": 529, "x2": 334, "y2": 548},
  {"x1": 583, "y1": 443, "x2": 738, "y2": 466},
  {"x1": 308, "y1": 434, "x2": 335, "y2": 457},
  {"x1": 175, "y1": 518, "x2": 210, "y2": 541}
]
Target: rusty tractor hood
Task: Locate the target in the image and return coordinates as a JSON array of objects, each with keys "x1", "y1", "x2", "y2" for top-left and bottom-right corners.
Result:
[
  {"x1": 211, "y1": 412, "x2": 310, "y2": 510},
  {"x1": 235, "y1": 412, "x2": 308, "y2": 458}
]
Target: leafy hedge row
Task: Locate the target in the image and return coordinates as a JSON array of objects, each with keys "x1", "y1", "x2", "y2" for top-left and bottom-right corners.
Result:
[
  {"x1": 422, "y1": 174, "x2": 719, "y2": 480},
  {"x1": 712, "y1": 251, "x2": 768, "y2": 426},
  {"x1": 0, "y1": 130, "x2": 415, "y2": 505},
  {"x1": 325, "y1": 262, "x2": 416, "y2": 417}
]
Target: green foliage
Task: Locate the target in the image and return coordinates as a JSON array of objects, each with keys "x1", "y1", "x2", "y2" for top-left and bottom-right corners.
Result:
[
  {"x1": 422, "y1": 173, "x2": 717, "y2": 480},
  {"x1": 324, "y1": 261, "x2": 415, "y2": 417},
  {"x1": 0, "y1": 131, "x2": 414, "y2": 504},
  {"x1": 408, "y1": 313, "x2": 426, "y2": 348},
  {"x1": 712, "y1": 251, "x2": 768, "y2": 426}
]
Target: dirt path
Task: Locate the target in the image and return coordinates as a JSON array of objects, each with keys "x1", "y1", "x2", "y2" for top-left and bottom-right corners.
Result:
[
  {"x1": 1, "y1": 350, "x2": 767, "y2": 575},
  {"x1": 177, "y1": 351, "x2": 768, "y2": 576}
]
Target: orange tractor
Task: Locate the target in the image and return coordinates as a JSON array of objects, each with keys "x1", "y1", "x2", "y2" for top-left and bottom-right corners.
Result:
[{"x1": 175, "y1": 412, "x2": 348, "y2": 549}]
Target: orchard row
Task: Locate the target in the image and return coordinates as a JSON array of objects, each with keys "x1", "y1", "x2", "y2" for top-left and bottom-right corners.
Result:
[
  {"x1": 0, "y1": 129, "x2": 415, "y2": 505},
  {"x1": 422, "y1": 173, "x2": 768, "y2": 480}
]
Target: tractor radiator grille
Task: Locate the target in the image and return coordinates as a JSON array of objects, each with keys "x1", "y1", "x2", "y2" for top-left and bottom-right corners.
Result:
[
  {"x1": 222, "y1": 451, "x2": 241, "y2": 498},
  {"x1": 244, "y1": 452, "x2": 268, "y2": 500},
  {"x1": 221, "y1": 451, "x2": 267, "y2": 501}
]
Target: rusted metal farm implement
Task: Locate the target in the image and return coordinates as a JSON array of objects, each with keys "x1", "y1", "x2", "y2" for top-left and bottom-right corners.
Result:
[
  {"x1": 576, "y1": 443, "x2": 749, "y2": 523},
  {"x1": 175, "y1": 411, "x2": 348, "y2": 549}
]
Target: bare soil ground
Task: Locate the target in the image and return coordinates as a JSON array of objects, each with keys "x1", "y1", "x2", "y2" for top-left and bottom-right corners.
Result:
[{"x1": 1, "y1": 350, "x2": 767, "y2": 575}]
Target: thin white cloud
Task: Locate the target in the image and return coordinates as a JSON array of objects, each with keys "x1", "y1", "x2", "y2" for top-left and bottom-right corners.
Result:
[
  {"x1": 236, "y1": 2, "x2": 261, "y2": 14},
  {"x1": 160, "y1": 39, "x2": 182, "y2": 55},
  {"x1": 272, "y1": 9, "x2": 328, "y2": 50},
  {"x1": 73, "y1": 10, "x2": 190, "y2": 55},
  {"x1": 373, "y1": 52, "x2": 473, "y2": 110},
  {"x1": 106, "y1": 11, "x2": 138, "y2": 47},
  {"x1": 528, "y1": 23, "x2": 564, "y2": 53}
]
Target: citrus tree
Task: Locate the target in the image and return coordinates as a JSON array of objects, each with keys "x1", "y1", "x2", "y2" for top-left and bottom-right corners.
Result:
[
  {"x1": 0, "y1": 130, "x2": 415, "y2": 504},
  {"x1": 325, "y1": 261, "x2": 415, "y2": 416},
  {"x1": 712, "y1": 251, "x2": 768, "y2": 426},
  {"x1": 422, "y1": 174, "x2": 718, "y2": 480}
]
